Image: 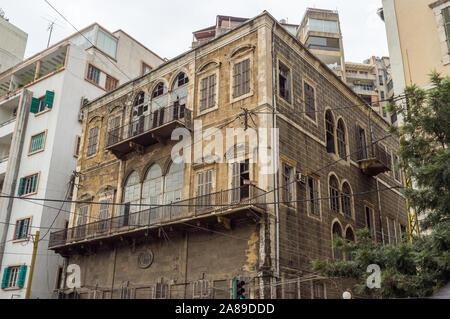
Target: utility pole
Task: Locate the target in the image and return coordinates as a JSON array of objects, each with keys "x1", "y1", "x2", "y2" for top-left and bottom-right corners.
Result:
[{"x1": 25, "y1": 231, "x2": 40, "y2": 299}]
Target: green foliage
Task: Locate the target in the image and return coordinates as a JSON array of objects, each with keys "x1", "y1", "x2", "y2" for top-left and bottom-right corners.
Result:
[{"x1": 314, "y1": 74, "x2": 450, "y2": 298}]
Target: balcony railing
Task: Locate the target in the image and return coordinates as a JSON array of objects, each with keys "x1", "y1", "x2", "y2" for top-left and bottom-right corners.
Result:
[
  {"x1": 106, "y1": 103, "x2": 192, "y2": 155},
  {"x1": 357, "y1": 143, "x2": 392, "y2": 176},
  {"x1": 49, "y1": 185, "x2": 267, "y2": 249}
]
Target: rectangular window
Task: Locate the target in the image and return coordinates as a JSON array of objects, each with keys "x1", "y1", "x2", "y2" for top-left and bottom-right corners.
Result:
[
  {"x1": 278, "y1": 62, "x2": 291, "y2": 102},
  {"x1": 154, "y1": 283, "x2": 169, "y2": 299},
  {"x1": 193, "y1": 280, "x2": 210, "y2": 299},
  {"x1": 55, "y1": 266, "x2": 64, "y2": 290},
  {"x1": 282, "y1": 164, "x2": 294, "y2": 206},
  {"x1": 365, "y1": 206, "x2": 374, "y2": 238},
  {"x1": 86, "y1": 126, "x2": 99, "y2": 157},
  {"x1": 97, "y1": 200, "x2": 111, "y2": 233},
  {"x1": 87, "y1": 64, "x2": 101, "y2": 84},
  {"x1": 18, "y1": 174, "x2": 39, "y2": 196},
  {"x1": 1, "y1": 266, "x2": 27, "y2": 289},
  {"x1": 305, "y1": 36, "x2": 340, "y2": 51},
  {"x1": 14, "y1": 218, "x2": 31, "y2": 240},
  {"x1": 105, "y1": 75, "x2": 118, "y2": 91},
  {"x1": 200, "y1": 74, "x2": 217, "y2": 112},
  {"x1": 142, "y1": 63, "x2": 152, "y2": 75},
  {"x1": 443, "y1": 7, "x2": 450, "y2": 53},
  {"x1": 196, "y1": 170, "x2": 213, "y2": 211},
  {"x1": 29, "y1": 131, "x2": 46, "y2": 154},
  {"x1": 108, "y1": 116, "x2": 121, "y2": 146},
  {"x1": 356, "y1": 125, "x2": 367, "y2": 160},
  {"x1": 307, "y1": 176, "x2": 320, "y2": 216},
  {"x1": 312, "y1": 281, "x2": 325, "y2": 299},
  {"x1": 379, "y1": 75, "x2": 384, "y2": 86},
  {"x1": 304, "y1": 82, "x2": 316, "y2": 120},
  {"x1": 233, "y1": 59, "x2": 250, "y2": 98},
  {"x1": 74, "y1": 136, "x2": 81, "y2": 157},
  {"x1": 97, "y1": 29, "x2": 118, "y2": 58},
  {"x1": 388, "y1": 217, "x2": 397, "y2": 244}
]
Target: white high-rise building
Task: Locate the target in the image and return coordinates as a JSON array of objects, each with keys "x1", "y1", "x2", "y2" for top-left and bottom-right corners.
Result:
[
  {"x1": 0, "y1": 12, "x2": 28, "y2": 73},
  {"x1": 0, "y1": 23, "x2": 164, "y2": 299}
]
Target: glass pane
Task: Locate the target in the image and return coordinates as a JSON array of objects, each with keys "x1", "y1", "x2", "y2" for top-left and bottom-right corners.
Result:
[{"x1": 97, "y1": 29, "x2": 118, "y2": 58}]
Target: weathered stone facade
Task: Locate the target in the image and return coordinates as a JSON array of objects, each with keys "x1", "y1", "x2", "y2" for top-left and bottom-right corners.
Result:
[{"x1": 49, "y1": 12, "x2": 407, "y2": 299}]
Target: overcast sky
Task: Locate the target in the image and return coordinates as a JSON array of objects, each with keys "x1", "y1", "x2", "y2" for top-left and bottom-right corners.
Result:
[{"x1": 2, "y1": 0, "x2": 388, "y2": 63}]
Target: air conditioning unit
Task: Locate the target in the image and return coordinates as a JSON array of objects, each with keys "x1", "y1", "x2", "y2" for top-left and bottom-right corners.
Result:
[{"x1": 297, "y1": 173, "x2": 307, "y2": 184}]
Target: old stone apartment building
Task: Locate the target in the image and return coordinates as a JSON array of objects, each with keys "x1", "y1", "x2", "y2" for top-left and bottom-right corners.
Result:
[{"x1": 48, "y1": 11, "x2": 407, "y2": 299}]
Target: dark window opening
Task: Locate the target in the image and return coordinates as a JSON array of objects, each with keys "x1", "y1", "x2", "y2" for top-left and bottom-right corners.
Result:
[{"x1": 278, "y1": 62, "x2": 291, "y2": 102}]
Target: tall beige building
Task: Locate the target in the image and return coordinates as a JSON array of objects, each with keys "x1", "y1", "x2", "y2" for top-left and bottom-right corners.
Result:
[
  {"x1": 380, "y1": 0, "x2": 450, "y2": 104},
  {"x1": 298, "y1": 8, "x2": 347, "y2": 82}
]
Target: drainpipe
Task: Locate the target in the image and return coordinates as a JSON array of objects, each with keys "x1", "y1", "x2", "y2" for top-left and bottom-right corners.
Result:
[{"x1": 271, "y1": 22, "x2": 280, "y2": 282}]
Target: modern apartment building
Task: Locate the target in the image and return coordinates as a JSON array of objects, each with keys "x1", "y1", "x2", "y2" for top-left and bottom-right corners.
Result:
[
  {"x1": 297, "y1": 8, "x2": 347, "y2": 82},
  {"x1": 0, "y1": 23, "x2": 164, "y2": 299},
  {"x1": 48, "y1": 12, "x2": 407, "y2": 299},
  {"x1": 345, "y1": 56, "x2": 396, "y2": 124},
  {"x1": 0, "y1": 13, "x2": 28, "y2": 73},
  {"x1": 380, "y1": 0, "x2": 450, "y2": 124}
]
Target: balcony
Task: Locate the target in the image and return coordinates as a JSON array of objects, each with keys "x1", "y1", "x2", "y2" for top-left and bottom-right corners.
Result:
[
  {"x1": 357, "y1": 143, "x2": 392, "y2": 176},
  {"x1": 106, "y1": 103, "x2": 192, "y2": 157},
  {"x1": 0, "y1": 118, "x2": 15, "y2": 138},
  {"x1": 49, "y1": 185, "x2": 267, "y2": 251}
]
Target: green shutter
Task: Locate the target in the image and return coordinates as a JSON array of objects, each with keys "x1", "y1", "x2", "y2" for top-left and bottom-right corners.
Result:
[
  {"x1": 31, "y1": 175, "x2": 38, "y2": 193},
  {"x1": 17, "y1": 266, "x2": 27, "y2": 288},
  {"x1": 1, "y1": 267, "x2": 11, "y2": 289},
  {"x1": 30, "y1": 133, "x2": 44, "y2": 153},
  {"x1": 18, "y1": 178, "x2": 26, "y2": 196},
  {"x1": 15, "y1": 220, "x2": 23, "y2": 240},
  {"x1": 44, "y1": 90, "x2": 55, "y2": 108},
  {"x1": 30, "y1": 98, "x2": 40, "y2": 114}
]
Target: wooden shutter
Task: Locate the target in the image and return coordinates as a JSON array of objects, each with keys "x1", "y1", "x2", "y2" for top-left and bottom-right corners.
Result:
[
  {"x1": 1, "y1": 267, "x2": 11, "y2": 289},
  {"x1": 208, "y1": 74, "x2": 216, "y2": 108},
  {"x1": 17, "y1": 265, "x2": 27, "y2": 287},
  {"x1": 243, "y1": 59, "x2": 250, "y2": 95},
  {"x1": 200, "y1": 77, "x2": 208, "y2": 111},
  {"x1": 15, "y1": 220, "x2": 23, "y2": 240},
  {"x1": 44, "y1": 91, "x2": 55, "y2": 108},
  {"x1": 233, "y1": 62, "x2": 241, "y2": 98},
  {"x1": 30, "y1": 98, "x2": 40, "y2": 114}
]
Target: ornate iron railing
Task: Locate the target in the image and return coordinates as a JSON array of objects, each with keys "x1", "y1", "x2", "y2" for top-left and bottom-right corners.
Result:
[
  {"x1": 106, "y1": 103, "x2": 192, "y2": 147},
  {"x1": 49, "y1": 185, "x2": 266, "y2": 248}
]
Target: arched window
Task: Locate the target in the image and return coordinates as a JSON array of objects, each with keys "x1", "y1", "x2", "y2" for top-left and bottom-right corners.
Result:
[
  {"x1": 142, "y1": 164, "x2": 163, "y2": 206},
  {"x1": 345, "y1": 227, "x2": 355, "y2": 242},
  {"x1": 332, "y1": 222, "x2": 343, "y2": 260},
  {"x1": 152, "y1": 82, "x2": 167, "y2": 98},
  {"x1": 171, "y1": 73, "x2": 188, "y2": 121},
  {"x1": 329, "y1": 175, "x2": 340, "y2": 213},
  {"x1": 341, "y1": 182, "x2": 352, "y2": 218},
  {"x1": 121, "y1": 171, "x2": 141, "y2": 226},
  {"x1": 134, "y1": 91, "x2": 145, "y2": 107},
  {"x1": 173, "y1": 72, "x2": 189, "y2": 90},
  {"x1": 337, "y1": 119, "x2": 347, "y2": 159},
  {"x1": 325, "y1": 110, "x2": 335, "y2": 153},
  {"x1": 345, "y1": 227, "x2": 355, "y2": 261}
]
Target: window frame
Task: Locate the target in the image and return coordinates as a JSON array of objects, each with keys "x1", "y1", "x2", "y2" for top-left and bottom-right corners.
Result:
[
  {"x1": 303, "y1": 77, "x2": 318, "y2": 124},
  {"x1": 281, "y1": 163, "x2": 295, "y2": 208},
  {"x1": 28, "y1": 130, "x2": 47, "y2": 156},
  {"x1": 230, "y1": 54, "x2": 254, "y2": 103},
  {"x1": 86, "y1": 126, "x2": 100, "y2": 158},
  {"x1": 74, "y1": 135, "x2": 81, "y2": 158},
  {"x1": 329, "y1": 174, "x2": 340, "y2": 213},
  {"x1": 325, "y1": 110, "x2": 335, "y2": 154},
  {"x1": 341, "y1": 181, "x2": 353, "y2": 219},
  {"x1": 197, "y1": 69, "x2": 219, "y2": 116},
  {"x1": 336, "y1": 118, "x2": 348, "y2": 160},
  {"x1": 13, "y1": 217, "x2": 33, "y2": 242},
  {"x1": 364, "y1": 204, "x2": 376, "y2": 240},
  {"x1": 277, "y1": 59, "x2": 293, "y2": 105},
  {"x1": 306, "y1": 174, "x2": 321, "y2": 220},
  {"x1": 20, "y1": 172, "x2": 40, "y2": 198}
]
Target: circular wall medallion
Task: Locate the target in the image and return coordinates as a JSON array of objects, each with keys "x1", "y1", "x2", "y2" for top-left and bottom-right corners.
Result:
[{"x1": 138, "y1": 251, "x2": 154, "y2": 269}]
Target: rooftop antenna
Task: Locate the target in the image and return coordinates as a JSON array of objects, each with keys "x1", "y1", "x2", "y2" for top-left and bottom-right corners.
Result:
[{"x1": 41, "y1": 16, "x2": 64, "y2": 48}]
